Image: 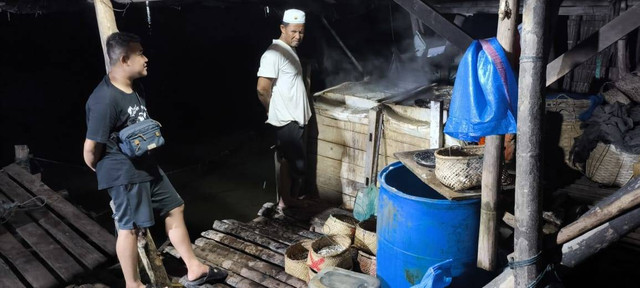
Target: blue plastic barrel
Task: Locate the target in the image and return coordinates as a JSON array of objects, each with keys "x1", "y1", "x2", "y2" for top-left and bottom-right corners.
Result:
[{"x1": 376, "y1": 162, "x2": 480, "y2": 288}]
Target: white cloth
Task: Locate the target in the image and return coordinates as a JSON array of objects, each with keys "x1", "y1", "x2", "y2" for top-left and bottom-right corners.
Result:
[
  {"x1": 283, "y1": 9, "x2": 305, "y2": 24},
  {"x1": 257, "y1": 39, "x2": 311, "y2": 127}
]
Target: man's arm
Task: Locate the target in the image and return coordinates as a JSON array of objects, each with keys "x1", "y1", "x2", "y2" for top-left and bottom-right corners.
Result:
[
  {"x1": 83, "y1": 138, "x2": 104, "y2": 172},
  {"x1": 257, "y1": 77, "x2": 274, "y2": 113}
]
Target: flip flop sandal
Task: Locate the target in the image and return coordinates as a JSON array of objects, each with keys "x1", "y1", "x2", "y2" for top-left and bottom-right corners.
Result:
[{"x1": 180, "y1": 266, "x2": 228, "y2": 288}]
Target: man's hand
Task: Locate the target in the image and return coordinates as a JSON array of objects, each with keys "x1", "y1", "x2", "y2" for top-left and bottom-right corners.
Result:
[
  {"x1": 83, "y1": 139, "x2": 104, "y2": 172},
  {"x1": 257, "y1": 77, "x2": 274, "y2": 114}
]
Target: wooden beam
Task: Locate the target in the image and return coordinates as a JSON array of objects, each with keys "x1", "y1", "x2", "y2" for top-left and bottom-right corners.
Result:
[
  {"x1": 393, "y1": 0, "x2": 473, "y2": 51},
  {"x1": 364, "y1": 106, "x2": 382, "y2": 185},
  {"x1": 546, "y1": 4, "x2": 640, "y2": 87},
  {"x1": 431, "y1": 0, "x2": 640, "y2": 15}
]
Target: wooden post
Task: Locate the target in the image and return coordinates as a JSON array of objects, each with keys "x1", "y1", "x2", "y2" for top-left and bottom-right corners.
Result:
[
  {"x1": 617, "y1": 1, "x2": 629, "y2": 78},
  {"x1": 429, "y1": 101, "x2": 443, "y2": 149},
  {"x1": 94, "y1": 0, "x2": 119, "y2": 72},
  {"x1": 364, "y1": 106, "x2": 383, "y2": 186},
  {"x1": 477, "y1": 0, "x2": 518, "y2": 272},
  {"x1": 514, "y1": 0, "x2": 548, "y2": 286},
  {"x1": 14, "y1": 145, "x2": 30, "y2": 173}
]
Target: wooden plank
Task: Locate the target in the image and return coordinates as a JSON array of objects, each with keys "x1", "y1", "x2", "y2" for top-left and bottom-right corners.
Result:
[
  {"x1": 383, "y1": 108, "x2": 430, "y2": 140},
  {"x1": 432, "y1": 1, "x2": 622, "y2": 15},
  {"x1": 546, "y1": 4, "x2": 640, "y2": 86},
  {"x1": 223, "y1": 219, "x2": 306, "y2": 246},
  {"x1": 252, "y1": 217, "x2": 322, "y2": 240},
  {"x1": 193, "y1": 239, "x2": 294, "y2": 288},
  {"x1": 0, "y1": 172, "x2": 107, "y2": 269},
  {"x1": 0, "y1": 224, "x2": 58, "y2": 287},
  {"x1": 3, "y1": 164, "x2": 116, "y2": 256},
  {"x1": 201, "y1": 230, "x2": 285, "y2": 266},
  {"x1": 393, "y1": 0, "x2": 474, "y2": 50},
  {"x1": 212, "y1": 220, "x2": 287, "y2": 254},
  {"x1": 365, "y1": 107, "x2": 383, "y2": 186},
  {"x1": 394, "y1": 150, "x2": 481, "y2": 200},
  {"x1": 195, "y1": 238, "x2": 307, "y2": 288},
  {"x1": 317, "y1": 123, "x2": 368, "y2": 151},
  {"x1": 557, "y1": 177, "x2": 640, "y2": 244},
  {"x1": 316, "y1": 113, "x2": 368, "y2": 134},
  {"x1": 0, "y1": 257, "x2": 26, "y2": 288},
  {"x1": 312, "y1": 140, "x2": 396, "y2": 170},
  {"x1": 165, "y1": 245, "x2": 265, "y2": 288},
  {"x1": 314, "y1": 99, "x2": 370, "y2": 125},
  {"x1": 316, "y1": 174, "x2": 365, "y2": 197},
  {"x1": 429, "y1": 101, "x2": 443, "y2": 149},
  {"x1": 316, "y1": 155, "x2": 365, "y2": 184},
  {"x1": 0, "y1": 191, "x2": 84, "y2": 282}
]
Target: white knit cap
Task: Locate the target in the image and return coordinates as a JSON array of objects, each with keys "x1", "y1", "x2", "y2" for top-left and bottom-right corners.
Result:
[{"x1": 283, "y1": 9, "x2": 305, "y2": 24}]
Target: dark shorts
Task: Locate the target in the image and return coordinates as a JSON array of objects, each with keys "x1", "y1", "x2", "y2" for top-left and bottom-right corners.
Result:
[
  {"x1": 275, "y1": 121, "x2": 307, "y2": 178},
  {"x1": 107, "y1": 174, "x2": 184, "y2": 230}
]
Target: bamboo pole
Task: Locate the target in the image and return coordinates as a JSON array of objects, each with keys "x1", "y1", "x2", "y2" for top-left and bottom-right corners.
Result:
[
  {"x1": 94, "y1": 0, "x2": 119, "y2": 72},
  {"x1": 477, "y1": 0, "x2": 519, "y2": 272},
  {"x1": 514, "y1": 0, "x2": 548, "y2": 286}
]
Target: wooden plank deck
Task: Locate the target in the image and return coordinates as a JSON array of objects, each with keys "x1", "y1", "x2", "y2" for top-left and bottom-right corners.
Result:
[
  {"x1": 163, "y1": 203, "x2": 354, "y2": 288},
  {"x1": 0, "y1": 164, "x2": 117, "y2": 287}
]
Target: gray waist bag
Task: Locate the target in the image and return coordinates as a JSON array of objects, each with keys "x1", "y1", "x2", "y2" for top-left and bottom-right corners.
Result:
[{"x1": 118, "y1": 119, "x2": 165, "y2": 158}]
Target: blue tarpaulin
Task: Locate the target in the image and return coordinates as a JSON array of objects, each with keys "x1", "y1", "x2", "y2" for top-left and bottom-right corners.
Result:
[{"x1": 444, "y1": 38, "x2": 518, "y2": 142}]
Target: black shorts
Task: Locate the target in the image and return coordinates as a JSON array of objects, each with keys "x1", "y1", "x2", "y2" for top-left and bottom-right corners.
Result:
[{"x1": 107, "y1": 174, "x2": 184, "y2": 230}]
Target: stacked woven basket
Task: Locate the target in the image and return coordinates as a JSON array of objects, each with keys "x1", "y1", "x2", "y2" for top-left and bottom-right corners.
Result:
[{"x1": 283, "y1": 214, "x2": 378, "y2": 282}]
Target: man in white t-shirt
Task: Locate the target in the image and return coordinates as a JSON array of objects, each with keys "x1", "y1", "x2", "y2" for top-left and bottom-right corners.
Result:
[{"x1": 257, "y1": 9, "x2": 312, "y2": 212}]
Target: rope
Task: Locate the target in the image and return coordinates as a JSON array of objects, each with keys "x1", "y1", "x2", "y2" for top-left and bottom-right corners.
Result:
[
  {"x1": 508, "y1": 251, "x2": 555, "y2": 288},
  {"x1": 0, "y1": 196, "x2": 49, "y2": 224}
]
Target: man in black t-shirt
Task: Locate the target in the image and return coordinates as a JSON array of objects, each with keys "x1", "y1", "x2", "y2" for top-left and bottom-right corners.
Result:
[{"x1": 84, "y1": 32, "x2": 225, "y2": 288}]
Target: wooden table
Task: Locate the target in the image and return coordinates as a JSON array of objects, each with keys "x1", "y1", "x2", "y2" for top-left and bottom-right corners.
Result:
[{"x1": 394, "y1": 150, "x2": 482, "y2": 200}]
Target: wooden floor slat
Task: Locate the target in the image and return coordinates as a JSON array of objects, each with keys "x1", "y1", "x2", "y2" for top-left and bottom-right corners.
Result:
[
  {"x1": 201, "y1": 230, "x2": 285, "y2": 266},
  {"x1": 0, "y1": 225, "x2": 58, "y2": 288},
  {"x1": 213, "y1": 220, "x2": 287, "y2": 254},
  {"x1": 3, "y1": 164, "x2": 116, "y2": 256},
  {"x1": 0, "y1": 172, "x2": 107, "y2": 269},
  {"x1": 0, "y1": 257, "x2": 26, "y2": 288},
  {"x1": 222, "y1": 219, "x2": 304, "y2": 246},
  {"x1": 0, "y1": 191, "x2": 84, "y2": 282}
]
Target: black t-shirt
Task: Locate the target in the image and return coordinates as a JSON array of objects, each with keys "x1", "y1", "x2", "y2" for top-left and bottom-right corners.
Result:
[{"x1": 85, "y1": 75, "x2": 161, "y2": 190}]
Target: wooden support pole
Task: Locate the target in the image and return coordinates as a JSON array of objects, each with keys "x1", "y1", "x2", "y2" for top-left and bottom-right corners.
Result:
[
  {"x1": 321, "y1": 17, "x2": 364, "y2": 75},
  {"x1": 617, "y1": 1, "x2": 630, "y2": 78},
  {"x1": 477, "y1": 0, "x2": 518, "y2": 272},
  {"x1": 94, "y1": 0, "x2": 119, "y2": 72},
  {"x1": 364, "y1": 106, "x2": 383, "y2": 186},
  {"x1": 514, "y1": 0, "x2": 548, "y2": 286}
]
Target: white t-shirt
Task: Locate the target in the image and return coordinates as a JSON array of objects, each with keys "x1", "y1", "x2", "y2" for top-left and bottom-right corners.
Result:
[{"x1": 257, "y1": 39, "x2": 311, "y2": 127}]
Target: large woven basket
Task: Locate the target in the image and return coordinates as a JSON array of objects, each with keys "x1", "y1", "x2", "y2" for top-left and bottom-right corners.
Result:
[
  {"x1": 307, "y1": 235, "x2": 352, "y2": 273},
  {"x1": 354, "y1": 217, "x2": 377, "y2": 255},
  {"x1": 357, "y1": 250, "x2": 377, "y2": 277},
  {"x1": 615, "y1": 71, "x2": 640, "y2": 103},
  {"x1": 323, "y1": 214, "x2": 358, "y2": 239},
  {"x1": 285, "y1": 239, "x2": 313, "y2": 282},
  {"x1": 434, "y1": 145, "x2": 484, "y2": 191},
  {"x1": 586, "y1": 142, "x2": 640, "y2": 187}
]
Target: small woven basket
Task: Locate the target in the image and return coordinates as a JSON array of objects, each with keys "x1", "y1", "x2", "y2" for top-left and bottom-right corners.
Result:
[
  {"x1": 357, "y1": 250, "x2": 377, "y2": 277},
  {"x1": 615, "y1": 71, "x2": 640, "y2": 103},
  {"x1": 434, "y1": 145, "x2": 484, "y2": 191},
  {"x1": 307, "y1": 235, "x2": 352, "y2": 273},
  {"x1": 586, "y1": 142, "x2": 640, "y2": 187},
  {"x1": 354, "y1": 217, "x2": 377, "y2": 255},
  {"x1": 601, "y1": 82, "x2": 631, "y2": 105},
  {"x1": 285, "y1": 239, "x2": 313, "y2": 282},
  {"x1": 323, "y1": 214, "x2": 358, "y2": 239}
]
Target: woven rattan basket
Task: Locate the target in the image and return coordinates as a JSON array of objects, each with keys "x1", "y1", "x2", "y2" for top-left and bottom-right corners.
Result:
[
  {"x1": 354, "y1": 217, "x2": 377, "y2": 255},
  {"x1": 357, "y1": 250, "x2": 377, "y2": 277},
  {"x1": 285, "y1": 239, "x2": 312, "y2": 282},
  {"x1": 323, "y1": 214, "x2": 358, "y2": 239},
  {"x1": 586, "y1": 142, "x2": 640, "y2": 187},
  {"x1": 307, "y1": 235, "x2": 352, "y2": 273},
  {"x1": 434, "y1": 145, "x2": 484, "y2": 191},
  {"x1": 615, "y1": 71, "x2": 640, "y2": 103},
  {"x1": 601, "y1": 82, "x2": 631, "y2": 105}
]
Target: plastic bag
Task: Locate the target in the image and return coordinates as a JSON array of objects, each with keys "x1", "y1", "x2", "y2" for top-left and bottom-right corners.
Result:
[
  {"x1": 444, "y1": 38, "x2": 518, "y2": 142},
  {"x1": 410, "y1": 259, "x2": 453, "y2": 288},
  {"x1": 353, "y1": 185, "x2": 378, "y2": 221}
]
